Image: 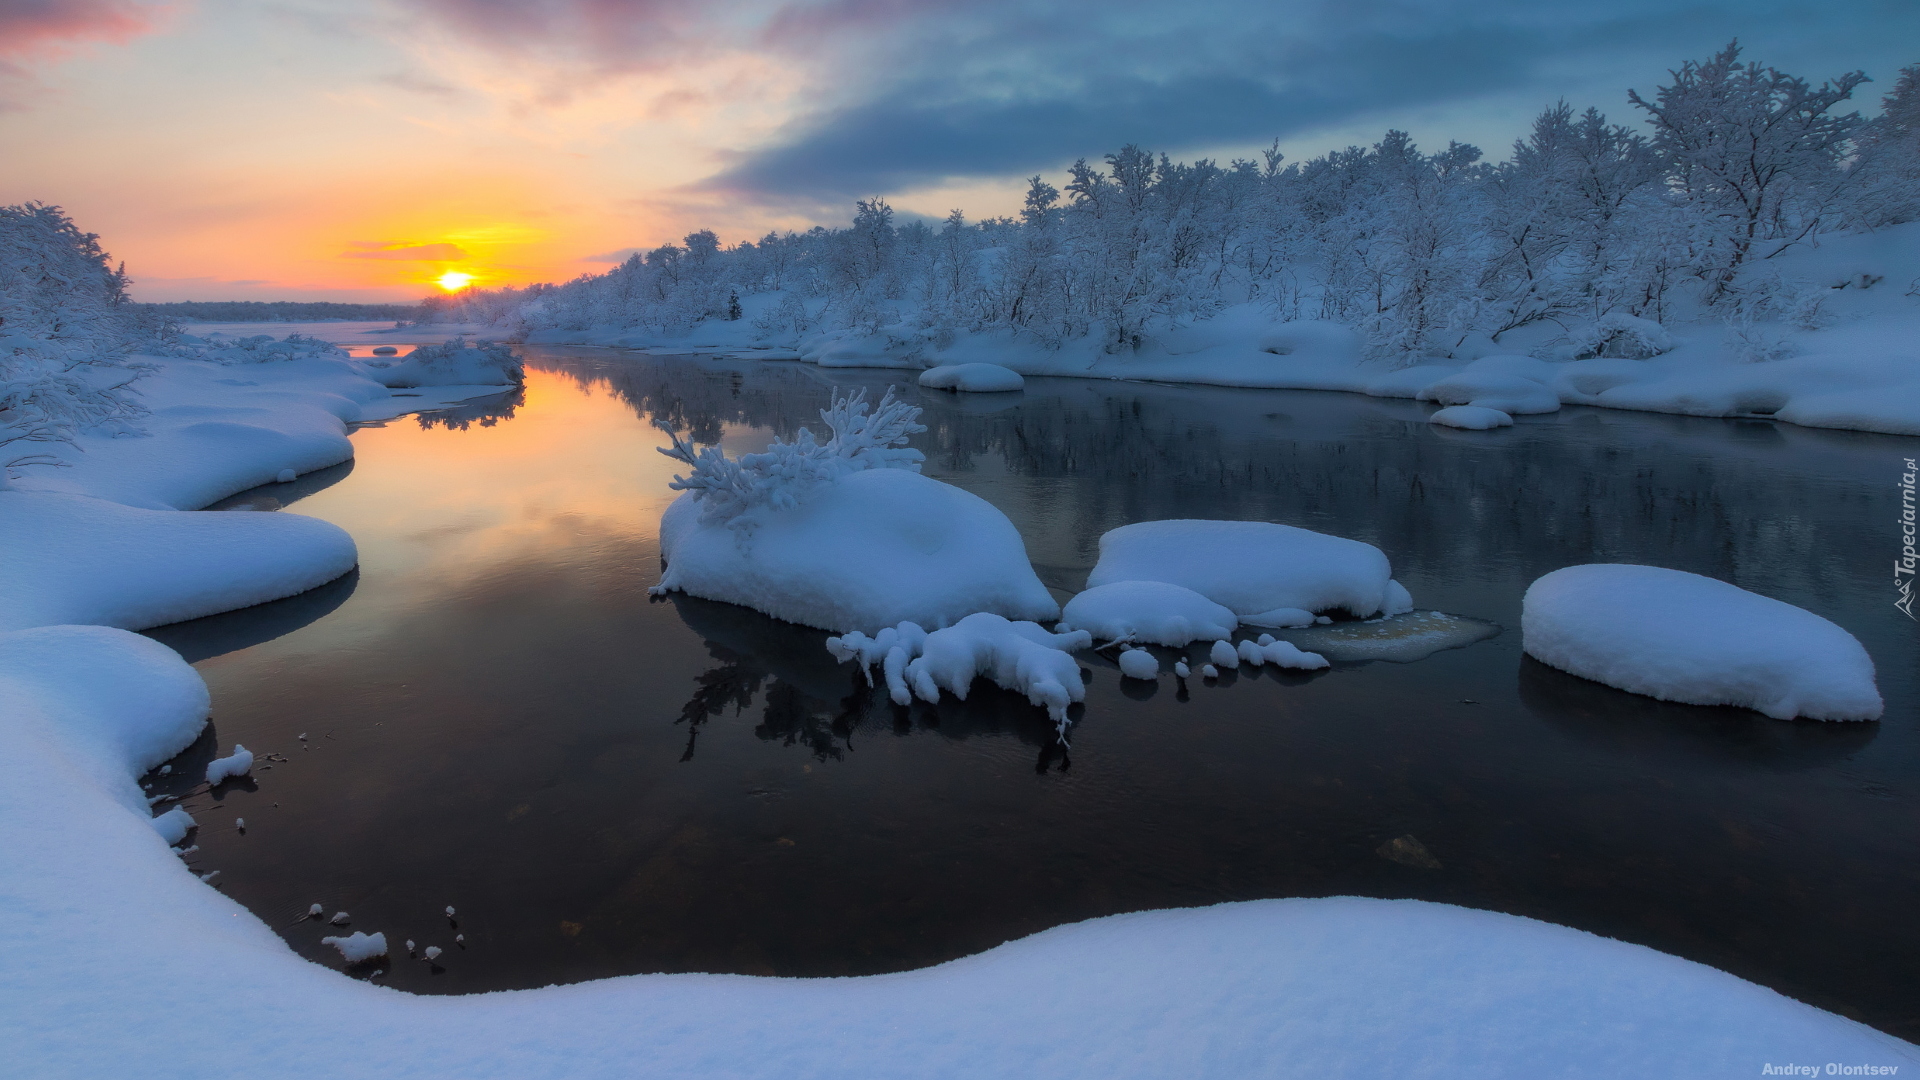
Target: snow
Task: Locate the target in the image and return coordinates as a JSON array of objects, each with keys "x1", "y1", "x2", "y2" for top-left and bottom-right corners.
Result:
[
  {"x1": 918, "y1": 363, "x2": 1025, "y2": 392},
  {"x1": 204, "y1": 744, "x2": 253, "y2": 785},
  {"x1": 1209, "y1": 639, "x2": 1241, "y2": 669},
  {"x1": 355, "y1": 338, "x2": 523, "y2": 389},
  {"x1": 1417, "y1": 361, "x2": 1563, "y2": 414},
  {"x1": 1117, "y1": 648, "x2": 1160, "y2": 679},
  {"x1": 1522, "y1": 565, "x2": 1883, "y2": 721},
  {"x1": 833, "y1": 612, "x2": 1091, "y2": 723},
  {"x1": 1, "y1": 623, "x2": 1908, "y2": 1078},
  {"x1": 1057, "y1": 580, "x2": 1238, "y2": 645},
  {"x1": 1429, "y1": 405, "x2": 1514, "y2": 430},
  {"x1": 321, "y1": 932, "x2": 388, "y2": 963},
  {"x1": 1173, "y1": 660, "x2": 1190, "y2": 678},
  {"x1": 151, "y1": 806, "x2": 195, "y2": 845},
  {"x1": 1087, "y1": 519, "x2": 1414, "y2": 621},
  {"x1": 1236, "y1": 638, "x2": 1330, "y2": 671},
  {"x1": 652, "y1": 394, "x2": 1057, "y2": 633}
]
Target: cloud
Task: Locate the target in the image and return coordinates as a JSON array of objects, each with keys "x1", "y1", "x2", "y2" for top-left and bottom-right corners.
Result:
[
  {"x1": 343, "y1": 241, "x2": 470, "y2": 261},
  {"x1": 0, "y1": 0, "x2": 172, "y2": 100},
  {"x1": 391, "y1": 0, "x2": 1920, "y2": 205}
]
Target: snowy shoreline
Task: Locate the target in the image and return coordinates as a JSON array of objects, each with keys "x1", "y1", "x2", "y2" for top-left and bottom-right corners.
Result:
[{"x1": 2, "y1": 352, "x2": 1916, "y2": 1076}]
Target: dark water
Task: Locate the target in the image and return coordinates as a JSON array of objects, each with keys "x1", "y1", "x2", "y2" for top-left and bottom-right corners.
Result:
[{"x1": 141, "y1": 350, "x2": 1918, "y2": 1038}]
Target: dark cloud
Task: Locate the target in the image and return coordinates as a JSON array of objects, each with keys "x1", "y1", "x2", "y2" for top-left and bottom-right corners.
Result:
[{"x1": 393, "y1": 0, "x2": 1920, "y2": 204}]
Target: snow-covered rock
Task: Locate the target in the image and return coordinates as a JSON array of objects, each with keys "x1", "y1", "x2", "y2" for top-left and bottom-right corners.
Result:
[
  {"x1": 150, "y1": 806, "x2": 195, "y2": 844},
  {"x1": 830, "y1": 614, "x2": 1090, "y2": 722},
  {"x1": 1418, "y1": 362, "x2": 1561, "y2": 414},
  {"x1": 1209, "y1": 639, "x2": 1240, "y2": 669},
  {"x1": 1087, "y1": 519, "x2": 1413, "y2": 621},
  {"x1": 321, "y1": 932, "x2": 387, "y2": 963},
  {"x1": 204, "y1": 744, "x2": 253, "y2": 785},
  {"x1": 1429, "y1": 405, "x2": 1514, "y2": 430},
  {"x1": 357, "y1": 339, "x2": 522, "y2": 388},
  {"x1": 918, "y1": 363, "x2": 1025, "y2": 392},
  {"x1": 652, "y1": 389, "x2": 1055, "y2": 632},
  {"x1": 1522, "y1": 565, "x2": 1882, "y2": 721},
  {"x1": 1057, "y1": 580, "x2": 1238, "y2": 645},
  {"x1": 1236, "y1": 638, "x2": 1329, "y2": 670},
  {"x1": 1117, "y1": 649, "x2": 1160, "y2": 679}
]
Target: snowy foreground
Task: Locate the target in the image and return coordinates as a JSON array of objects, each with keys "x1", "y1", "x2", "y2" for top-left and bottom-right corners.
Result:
[{"x1": 1, "y1": 353, "x2": 1914, "y2": 1076}]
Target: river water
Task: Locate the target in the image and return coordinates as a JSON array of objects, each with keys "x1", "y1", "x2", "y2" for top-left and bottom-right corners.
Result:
[{"x1": 141, "y1": 349, "x2": 1918, "y2": 1038}]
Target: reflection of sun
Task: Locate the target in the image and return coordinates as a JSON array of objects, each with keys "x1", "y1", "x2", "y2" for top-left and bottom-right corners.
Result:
[{"x1": 437, "y1": 271, "x2": 476, "y2": 292}]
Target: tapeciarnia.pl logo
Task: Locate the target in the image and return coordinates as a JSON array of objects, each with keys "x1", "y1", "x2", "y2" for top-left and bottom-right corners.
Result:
[{"x1": 1899, "y1": 457, "x2": 1917, "y2": 620}]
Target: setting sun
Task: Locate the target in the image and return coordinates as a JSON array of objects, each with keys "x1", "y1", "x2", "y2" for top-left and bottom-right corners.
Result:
[{"x1": 436, "y1": 271, "x2": 476, "y2": 292}]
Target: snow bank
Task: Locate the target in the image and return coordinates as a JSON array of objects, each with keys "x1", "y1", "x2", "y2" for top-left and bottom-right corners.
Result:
[
  {"x1": 0, "y1": 491, "x2": 357, "y2": 633},
  {"x1": 1429, "y1": 405, "x2": 1514, "y2": 430},
  {"x1": 3, "y1": 624, "x2": 1913, "y2": 1076},
  {"x1": 1417, "y1": 361, "x2": 1562, "y2": 414},
  {"x1": 1058, "y1": 580, "x2": 1238, "y2": 645},
  {"x1": 652, "y1": 390, "x2": 1057, "y2": 632},
  {"x1": 356, "y1": 339, "x2": 523, "y2": 389},
  {"x1": 918, "y1": 363, "x2": 1025, "y2": 392},
  {"x1": 1087, "y1": 520, "x2": 1414, "y2": 622},
  {"x1": 831, "y1": 613, "x2": 1091, "y2": 724},
  {"x1": 1522, "y1": 565, "x2": 1882, "y2": 721}
]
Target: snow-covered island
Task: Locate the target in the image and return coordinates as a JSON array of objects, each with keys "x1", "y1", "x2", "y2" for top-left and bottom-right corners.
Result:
[{"x1": 6, "y1": 38, "x2": 1920, "y2": 1078}]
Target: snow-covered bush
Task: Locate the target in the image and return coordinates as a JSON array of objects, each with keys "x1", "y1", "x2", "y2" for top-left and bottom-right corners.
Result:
[
  {"x1": 1723, "y1": 315, "x2": 1798, "y2": 364},
  {"x1": 654, "y1": 387, "x2": 926, "y2": 527},
  {"x1": 166, "y1": 332, "x2": 348, "y2": 365},
  {"x1": 0, "y1": 204, "x2": 149, "y2": 484},
  {"x1": 1562, "y1": 312, "x2": 1674, "y2": 360},
  {"x1": 362, "y1": 338, "x2": 523, "y2": 388}
]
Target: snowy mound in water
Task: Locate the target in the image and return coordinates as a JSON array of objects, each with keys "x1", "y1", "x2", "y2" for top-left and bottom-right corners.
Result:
[
  {"x1": 918, "y1": 363, "x2": 1024, "y2": 392},
  {"x1": 828, "y1": 613, "x2": 1091, "y2": 724},
  {"x1": 1087, "y1": 519, "x2": 1414, "y2": 622},
  {"x1": 1418, "y1": 358, "x2": 1561, "y2": 415},
  {"x1": 1058, "y1": 580, "x2": 1238, "y2": 645},
  {"x1": 359, "y1": 339, "x2": 523, "y2": 388},
  {"x1": 652, "y1": 389, "x2": 1057, "y2": 633},
  {"x1": 1430, "y1": 405, "x2": 1514, "y2": 430},
  {"x1": 1523, "y1": 565, "x2": 1882, "y2": 721}
]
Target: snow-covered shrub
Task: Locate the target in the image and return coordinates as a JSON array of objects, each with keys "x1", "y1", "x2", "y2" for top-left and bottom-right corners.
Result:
[
  {"x1": 1563, "y1": 312, "x2": 1674, "y2": 360},
  {"x1": 1724, "y1": 315, "x2": 1798, "y2": 363},
  {"x1": 363, "y1": 338, "x2": 523, "y2": 388},
  {"x1": 0, "y1": 204, "x2": 149, "y2": 484},
  {"x1": 167, "y1": 332, "x2": 348, "y2": 365},
  {"x1": 654, "y1": 387, "x2": 926, "y2": 527}
]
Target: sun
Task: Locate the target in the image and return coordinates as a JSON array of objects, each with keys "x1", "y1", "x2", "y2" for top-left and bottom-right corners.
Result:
[{"x1": 436, "y1": 271, "x2": 476, "y2": 292}]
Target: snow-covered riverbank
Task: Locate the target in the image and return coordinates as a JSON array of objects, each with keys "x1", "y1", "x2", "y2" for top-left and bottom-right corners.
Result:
[{"x1": 2, "y1": 349, "x2": 1915, "y2": 1077}]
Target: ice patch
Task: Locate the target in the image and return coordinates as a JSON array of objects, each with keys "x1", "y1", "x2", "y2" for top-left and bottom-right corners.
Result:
[
  {"x1": 918, "y1": 363, "x2": 1024, "y2": 392},
  {"x1": 1057, "y1": 580, "x2": 1238, "y2": 645},
  {"x1": 1429, "y1": 405, "x2": 1514, "y2": 430},
  {"x1": 1276, "y1": 611, "x2": 1500, "y2": 663},
  {"x1": 1522, "y1": 565, "x2": 1881, "y2": 721},
  {"x1": 1087, "y1": 519, "x2": 1411, "y2": 620}
]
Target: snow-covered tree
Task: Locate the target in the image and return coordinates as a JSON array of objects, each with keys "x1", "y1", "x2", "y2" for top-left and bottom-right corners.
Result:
[{"x1": 0, "y1": 203, "x2": 149, "y2": 486}]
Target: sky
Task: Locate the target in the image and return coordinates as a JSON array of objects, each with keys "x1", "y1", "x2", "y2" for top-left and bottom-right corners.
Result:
[{"x1": 2, "y1": 0, "x2": 1915, "y2": 302}]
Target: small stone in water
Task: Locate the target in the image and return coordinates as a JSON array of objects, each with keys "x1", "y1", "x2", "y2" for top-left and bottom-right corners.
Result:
[
  {"x1": 424, "y1": 945, "x2": 442, "y2": 961},
  {"x1": 330, "y1": 911, "x2": 350, "y2": 925},
  {"x1": 309, "y1": 903, "x2": 323, "y2": 917}
]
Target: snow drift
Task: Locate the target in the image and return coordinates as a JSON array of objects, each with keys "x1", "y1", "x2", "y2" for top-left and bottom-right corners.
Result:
[{"x1": 1522, "y1": 564, "x2": 1882, "y2": 720}]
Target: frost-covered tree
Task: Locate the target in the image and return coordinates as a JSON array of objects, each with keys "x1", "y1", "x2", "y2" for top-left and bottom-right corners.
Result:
[{"x1": 0, "y1": 203, "x2": 149, "y2": 486}]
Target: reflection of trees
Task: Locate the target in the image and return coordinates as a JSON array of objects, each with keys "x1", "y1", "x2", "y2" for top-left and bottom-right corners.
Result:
[{"x1": 413, "y1": 387, "x2": 526, "y2": 431}]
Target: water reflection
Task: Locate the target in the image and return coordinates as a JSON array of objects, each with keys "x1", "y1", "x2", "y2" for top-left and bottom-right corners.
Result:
[
  {"x1": 162, "y1": 350, "x2": 1919, "y2": 1040},
  {"x1": 413, "y1": 387, "x2": 525, "y2": 431}
]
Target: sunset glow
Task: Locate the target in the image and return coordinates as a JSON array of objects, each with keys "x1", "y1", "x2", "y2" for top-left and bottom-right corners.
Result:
[{"x1": 436, "y1": 271, "x2": 476, "y2": 293}]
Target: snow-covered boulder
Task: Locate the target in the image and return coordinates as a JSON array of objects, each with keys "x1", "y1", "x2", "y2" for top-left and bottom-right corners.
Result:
[
  {"x1": 1086, "y1": 520, "x2": 1414, "y2": 622},
  {"x1": 1117, "y1": 649, "x2": 1159, "y2": 680},
  {"x1": 359, "y1": 339, "x2": 523, "y2": 388},
  {"x1": 1522, "y1": 565, "x2": 1882, "y2": 721},
  {"x1": 918, "y1": 363, "x2": 1024, "y2": 392},
  {"x1": 204, "y1": 744, "x2": 253, "y2": 785},
  {"x1": 1057, "y1": 580, "x2": 1238, "y2": 645},
  {"x1": 321, "y1": 932, "x2": 388, "y2": 963},
  {"x1": 1236, "y1": 637, "x2": 1329, "y2": 671},
  {"x1": 652, "y1": 389, "x2": 1057, "y2": 633},
  {"x1": 1429, "y1": 405, "x2": 1514, "y2": 430}
]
